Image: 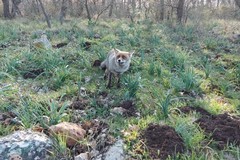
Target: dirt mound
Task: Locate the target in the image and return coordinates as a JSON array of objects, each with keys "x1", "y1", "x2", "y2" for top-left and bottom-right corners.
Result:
[
  {"x1": 93, "y1": 60, "x2": 102, "y2": 67},
  {"x1": 180, "y1": 106, "x2": 211, "y2": 117},
  {"x1": 118, "y1": 100, "x2": 137, "y2": 117},
  {"x1": 23, "y1": 69, "x2": 44, "y2": 79},
  {"x1": 195, "y1": 113, "x2": 240, "y2": 149},
  {"x1": 142, "y1": 124, "x2": 185, "y2": 159},
  {"x1": 52, "y1": 42, "x2": 68, "y2": 48},
  {"x1": 70, "y1": 97, "x2": 89, "y2": 110}
]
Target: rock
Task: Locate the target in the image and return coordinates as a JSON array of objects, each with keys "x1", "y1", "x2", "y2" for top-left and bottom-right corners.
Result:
[
  {"x1": 49, "y1": 122, "x2": 86, "y2": 147},
  {"x1": 0, "y1": 130, "x2": 53, "y2": 160},
  {"x1": 110, "y1": 107, "x2": 126, "y2": 115},
  {"x1": 93, "y1": 139, "x2": 125, "y2": 160},
  {"x1": 75, "y1": 152, "x2": 90, "y2": 160},
  {"x1": 104, "y1": 139, "x2": 125, "y2": 160},
  {"x1": 93, "y1": 34, "x2": 101, "y2": 39},
  {"x1": 33, "y1": 34, "x2": 52, "y2": 49},
  {"x1": 229, "y1": 34, "x2": 240, "y2": 42}
]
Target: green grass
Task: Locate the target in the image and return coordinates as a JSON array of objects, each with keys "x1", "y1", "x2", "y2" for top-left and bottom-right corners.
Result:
[{"x1": 0, "y1": 18, "x2": 240, "y2": 159}]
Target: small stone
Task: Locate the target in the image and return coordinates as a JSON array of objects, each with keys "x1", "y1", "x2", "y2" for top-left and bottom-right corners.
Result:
[
  {"x1": 110, "y1": 107, "x2": 126, "y2": 115},
  {"x1": 75, "y1": 152, "x2": 90, "y2": 160},
  {"x1": 93, "y1": 139, "x2": 125, "y2": 160},
  {"x1": 49, "y1": 122, "x2": 86, "y2": 147}
]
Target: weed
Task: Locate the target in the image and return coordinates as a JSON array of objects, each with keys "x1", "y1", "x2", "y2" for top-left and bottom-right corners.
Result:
[
  {"x1": 173, "y1": 67, "x2": 201, "y2": 93},
  {"x1": 45, "y1": 99, "x2": 69, "y2": 126},
  {"x1": 148, "y1": 61, "x2": 155, "y2": 76},
  {"x1": 123, "y1": 75, "x2": 140, "y2": 100},
  {"x1": 156, "y1": 94, "x2": 171, "y2": 119},
  {"x1": 173, "y1": 116, "x2": 205, "y2": 149}
]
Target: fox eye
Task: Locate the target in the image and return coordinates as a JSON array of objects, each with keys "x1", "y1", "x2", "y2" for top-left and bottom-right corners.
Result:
[
  {"x1": 116, "y1": 55, "x2": 121, "y2": 59},
  {"x1": 122, "y1": 56, "x2": 127, "y2": 59}
]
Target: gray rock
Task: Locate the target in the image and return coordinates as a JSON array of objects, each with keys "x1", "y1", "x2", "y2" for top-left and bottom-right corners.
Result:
[
  {"x1": 104, "y1": 139, "x2": 125, "y2": 160},
  {"x1": 0, "y1": 130, "x2": 53, "y2": 160},
  {"x1": 75, "y1": 152, "x2": 90, "y2": 160},
  {"x1": 93, "y1": 139, "x2": 125, "y2": 160}
]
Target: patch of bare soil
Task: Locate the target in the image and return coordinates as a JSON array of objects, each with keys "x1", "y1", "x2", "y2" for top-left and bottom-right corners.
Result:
[
  {"x1": 141, "y1": 124, "x2": 185, "y2": 159},
  {"x1": 180, "y1": 106, "x2": 211, "y2": 117},
  {"x1": 81, "y1": 120, "x2": 114, "y2": 152},
  {"x1": 92, "y1": 60, "x2": 102, "y2": 67},
  {"x1": 52, "y1": 42, "x2": 68, "y2": 48},
  {"x1": 82, "y1": 41, "x2": 91, "y2": 50},
  {"x1": 195, "y1": 113, "x2": 240, "y2": 149},
  {"x1": 70, "y1": 97, "x2": 89, "y2": 110},
  {"x1": 23, "y1": 69, "x2": 44, "y2": 79},
  {"x1": 117, "y1": 100, "x2": 137, "y2": 117}
]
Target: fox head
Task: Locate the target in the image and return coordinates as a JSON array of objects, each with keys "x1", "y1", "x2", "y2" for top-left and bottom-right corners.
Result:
[{"x1": 114, "y1": 49, "x2": 134, "y2": 66}]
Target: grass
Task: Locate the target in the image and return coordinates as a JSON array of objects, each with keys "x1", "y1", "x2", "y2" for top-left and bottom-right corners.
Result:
[{"x1": 0, "y1": 17, "x2": 240, "y2": 159}]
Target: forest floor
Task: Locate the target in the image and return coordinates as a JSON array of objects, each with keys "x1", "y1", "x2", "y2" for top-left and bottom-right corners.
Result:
[{"x1": 0, "y1": 18, "x2": 240, "y2": 159}]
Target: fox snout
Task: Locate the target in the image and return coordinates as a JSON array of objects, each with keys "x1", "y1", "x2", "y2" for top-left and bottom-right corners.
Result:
[{"x1": 117, "y1": 58, "x2": 126, "y2": 65}]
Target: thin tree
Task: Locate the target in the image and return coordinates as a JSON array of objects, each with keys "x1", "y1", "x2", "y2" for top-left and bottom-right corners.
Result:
[
  {"x1": 109, "y1": 0, "x2": 115, "y2": 17},
  {"x1": 177, "y1": 0, "x2": 185, "y2": 23},
  {"x1": 160, "y1": 0, "x2": 165, "y2": 21},
  {"x1": 60, "y1": 0, "x2": 67, "y2": 25},
  {"x1": 38, "y1": 0, "x2": 51, "y2": 28},
  {"x1": 85, "y1": 0, "x2": 91, "y2": 21},
  {"x1": 11, "y1": 0, "x2": 22, "y2": 18},
  {"x1": 235, "y1": 0, "x2": 240, "y2": 8},
  {"x1": 2, "y1": 0, "x2": 11, "y2": 19}
]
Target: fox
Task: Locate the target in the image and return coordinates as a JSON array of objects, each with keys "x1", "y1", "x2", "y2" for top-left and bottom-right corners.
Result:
[{"x1": 100, "y1": 49, "x2": 134, "y2": 88}]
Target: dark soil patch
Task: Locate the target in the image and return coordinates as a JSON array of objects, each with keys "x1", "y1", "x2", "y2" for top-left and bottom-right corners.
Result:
[
  {"x1": 82, "y1": 41, "x2": 91, "y2": 50},
  {"x1": 0, "y1": 44, "x2": 8, "y2": 50},
  {"x1": 117, "y1": 100, "x2": 137, "y2": 117},
  {"x1": 141, "y1": 124, "x2": 185, "y2": 159},
  {"x1": 93, "y1": 59, "x2": 102, "y2": 67},
  {"x1": 180, "y1": 106, "x2": 211, "y2": 117},
  {"x1": 0, "y1": 111, "x2": 18, "y2": 126},
  {"x1": 23, "y1": 68, "x2": 44, "y2": 79},
  {"x1": 52, "y1": 42, "x2": 68, "y2": 48},
  {"x1": 82, "y1": 120, "x2": 108, "y2": 138},
  {"x1": 195, "y1": 113, "x2": 240, "y2": 149},
  {"x1": 99, "y1": 91, "x2": 108, "y2": 97},
  {"x1": 70, "y1": 97, "x2": 89, "y2": 110}
]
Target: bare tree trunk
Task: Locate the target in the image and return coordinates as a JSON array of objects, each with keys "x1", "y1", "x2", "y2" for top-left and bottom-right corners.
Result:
[
  {"x1": 38, "y1": 0, "x2": 51, "y2": 28},
  {"x1": 177, "y1": 0, "x2": 185, "y2": 23},
  {"x1": 85, "y1": 0, "x2": 91, "y2": 21},
  {"x1": 138, "y1": 0, "x2": 141, "y2": 9},
  {"x1": 76, "y1": 0, "x2": 84, "y2": 16},
  {"x1": 60, "y1": 0, "x2": 67, "y2": 25},
  {"x1": 160, "y1": 0, "x2": 164, "y2": 21},
  {"x1": 217, "y1": 0, "x2": 220, "y2": 7},
  {"x1": 235, "y1": 0, "x2": 240, "y2": 8},
  {"x1": 207, "y1": 0, "x2": 212, "y2": 7},
  {"x1": 68, "y1": 0, "x2": 73, "y2": 16},
  {"x1": 132, "y1": 0, "x2": 136, "y2": 10},
  {"x1": 11, "y1": 0, "x2": 22, "y2": 18},
  {"x1": 109, "y1": 0, "x2": 114, "y2": 17},
  {"x1": 2, "y1": 0, "x2": 11, "y2": 18}
]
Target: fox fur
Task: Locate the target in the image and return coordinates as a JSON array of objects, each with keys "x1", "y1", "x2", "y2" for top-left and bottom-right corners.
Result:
[{"x1": 100, "y1": 49, "x2": 134, "y2": 88}]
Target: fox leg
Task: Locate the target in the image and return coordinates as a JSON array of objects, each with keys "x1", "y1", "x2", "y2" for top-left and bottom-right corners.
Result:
[
  {"x1": 116, "y1": 74, "x2": 121, "y2": 88},
  {"x1": 107, "y1": 72, "x2": 113, "y2": 88},
  {"x1": 104, "y1": 70, "x2": 108, "y2": 80}
]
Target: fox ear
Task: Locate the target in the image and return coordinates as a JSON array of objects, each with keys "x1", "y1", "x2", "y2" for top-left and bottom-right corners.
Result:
[
  {"x1": 129, "y1": 51, "x2": 134, "y2": 57},
  {"x1": 114, "y1": 48, "x2": 120, "y2": 54}
]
